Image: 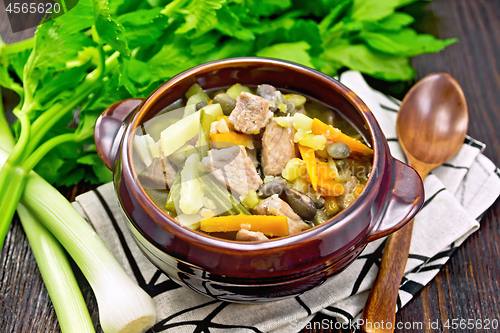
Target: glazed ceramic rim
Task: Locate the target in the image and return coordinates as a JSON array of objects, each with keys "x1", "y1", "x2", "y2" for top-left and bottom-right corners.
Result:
[{"x1": 121, "y1": 57, "x2": 383, "y2": 251}]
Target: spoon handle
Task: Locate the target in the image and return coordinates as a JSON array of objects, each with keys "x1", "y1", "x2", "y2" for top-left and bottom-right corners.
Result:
[
  {"x1": 361, "y1": 219, "x2": 414, "y2": 333},
  {"x1": 362, "y1": 164, "x2": 431, "y2": 333}
]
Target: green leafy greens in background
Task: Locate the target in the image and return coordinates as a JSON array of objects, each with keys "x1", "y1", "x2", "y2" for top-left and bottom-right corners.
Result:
[{"x1": 0, "y1": 0, "x2": 457, "y2": 187}]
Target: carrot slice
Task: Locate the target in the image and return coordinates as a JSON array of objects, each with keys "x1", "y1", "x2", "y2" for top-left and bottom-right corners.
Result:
[
  {"x1": 311, "y1": 118, "x2": 373, "y2": 155},
  {"x1": 317, "y1": 162, "x2": 336, "y2": 180},
  {"x1": 200, "y1": 214, "x2": 289, "y2": 237},
  {"x1": 316, "y1": 178, "x2": 345, "y2": 196},
  {"x1": 298, "y1": 144, "x2": 318, "y2": 191},
  {"x1": 311, "y1": 118, "x2": 340, "y2": 138},
  {"x1": 210, "y1": 132, "x2": 253, "y2": 148}
]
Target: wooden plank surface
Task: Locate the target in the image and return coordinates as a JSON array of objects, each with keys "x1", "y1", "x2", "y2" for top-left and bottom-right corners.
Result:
[{"x1": 1, "y1": 0, "x2": 499, "y2": 332}]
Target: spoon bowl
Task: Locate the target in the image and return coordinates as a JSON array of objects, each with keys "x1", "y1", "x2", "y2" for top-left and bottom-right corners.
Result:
[
  {"x1": 397, "y1": 73, "x2": 468, "y2": 174},
  {"x1": 363, "y1": 72, "x2": 468, "y2": 333}
]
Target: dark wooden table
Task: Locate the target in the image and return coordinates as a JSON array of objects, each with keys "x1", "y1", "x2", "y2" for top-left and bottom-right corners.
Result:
[{"x1": 1, "y1": 0, "x2": 499, "y2": 332}]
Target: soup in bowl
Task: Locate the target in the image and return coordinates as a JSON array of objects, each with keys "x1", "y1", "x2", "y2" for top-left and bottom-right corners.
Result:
[{"x1": 95, "y1": 58, "x2": 424, "y2": 302}]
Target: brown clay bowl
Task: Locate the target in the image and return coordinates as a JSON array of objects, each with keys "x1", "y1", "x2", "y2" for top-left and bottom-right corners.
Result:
[{"x1": 94, "y1": 58, "x2": 424, "y2": 303}]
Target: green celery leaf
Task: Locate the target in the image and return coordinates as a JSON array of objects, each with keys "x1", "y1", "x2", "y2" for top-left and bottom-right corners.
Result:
[
  {"x1": 118, "y1": 57, "x2": 152, "y2": 95},
  {"x1": 365, "y1": 12, "x2": 415, "y2": 31},
  {"x1": 93, "y1": 159, "x2": 113, "y2": 183},
  {"x1": 215, "y1": 5, "x2": 255, "y2": 41},
  {"x1": 174, "y1": 0, "x2": 226, "y2": 38},
  {"x1": 253, "y1": 16, "x2": 321, "y2": 54},
  {"x1": 23, "y1": 21, "x2": 88, "y2": 101},
  {"x1": 285, "y1": 20, "x2": 323, "y2": 55},
  {"x1": 54, "y1": 0, "x2": 94, "y2": 34},
  {"x1": 350, "y1": 0, "x2": 425, "y2": 22},
  {"x1": 320, "y1": 41, "x2": 415, "y2": 81},
  {"x1": 227, "y1": 5, "x2": 260, "y2": 26},
  {"x1": 249, "y1": 11, "x2": 299, "y2": 35},
  {"x1": 59, "y1": 168, "x2": 87, "y2": 186},
  {"x1": 116, "y1": 8, "x2": 170, "y2": 48},
  {"x1": 206, "y1": 39, "x2": 255, "y2": 60},
  {"x1": 84, "y1": 74, "x2": 129, "y2": 111},
  {"x1": 0, "y1": 66, "x2": 23, "y2": 97},
  {"x1": 34, "y1": 150, "x2": 81, "y2": 185},
  {"x1": 317, "y1": 59, "x2": 343, "y2": 77},
  {"x1": 318, "y1": 0, "x2": 353, "y2": 35},
  {"x1": 116, "y1": 7, "x2": 164, "y2": 25},
  {"x1": 148, "y1": 41, "x2": 202, "y2": 80},
  {"x1": 8, "y1": 49, "x2": 31, "y2": 82},
  {"x1": 359, "y1": 28, "x2": 458, "y2": 57},
  {"x1": 55, "y1": 141, "x2": 84, "y2": 159},
  {"x1": 188, "y1": 32, "x2": 220, "y2": 55},
  {"x1": 109, "y1": 0, "x2": 132, "y2": 14},
  {"x1": 62, "y1": 32, "x2": 96, "y2": 54},
  {"x1": 34, "y1": 64, "x2": 90, "y2": 108},
  {"x1": 77, "y1": 153, "x2": 113, "y2": 183},
  {"x1": 34, "y1": 133, "x2": 108, "y2": 186},
  {"x1": 93, "y1": 0, "x2": 130, "y2": 56},
  {"x1": 124, "y1": 58, "x2": 152, "y2": 86},
  {"x1": 256, "y1": 41, "x2": 315, "y2": 68},
  {"x1": 241, "y1": 0, "x2": 292, "y2": 18},
  {"x1": 291, "y1": 0, "x2": 346, "y2": 17}
]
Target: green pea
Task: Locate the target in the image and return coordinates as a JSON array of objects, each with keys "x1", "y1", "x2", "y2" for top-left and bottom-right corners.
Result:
[{"x1": 327, "y1": 142, "x2": 351, "y2": 159}]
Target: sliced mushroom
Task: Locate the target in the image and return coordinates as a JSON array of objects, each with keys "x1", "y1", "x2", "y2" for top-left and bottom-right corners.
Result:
[
  {"x1": 257, "y1": 179, "x2": 287, "y2": 198},
  {"x1": 281, "y1": 188, "x2": 317, "y2": 220}
]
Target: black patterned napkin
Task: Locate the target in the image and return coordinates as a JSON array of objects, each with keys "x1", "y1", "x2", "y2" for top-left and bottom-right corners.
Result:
[{"x1": 72, "y1": 71, "x2": 500, "y2": 332}]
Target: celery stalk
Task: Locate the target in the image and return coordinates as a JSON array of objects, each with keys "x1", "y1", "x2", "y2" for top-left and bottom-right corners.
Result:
[
  {"x1": 17, "y1": 203, "x2": 95, "y2": 333},
  {"x1": 0, "y1": 165, "x2": 28, "y2": 244},
  {"x1": 198, "y1": 108, "x2": 212, "y2": 159},
  {"x1": 165, "y1": 171, "x2": 182, "y2": 213},
  {"x1": 0, "y1": 148, "x2": 157, "y2": 333},
  {"x1": 0, "y1": 89, "x2": 15, "y2": 152},
  {"x1": 200, "y1": 175, "x2": 251, "y2": 215},
  {"x1": 0, "y1": 105, "x2": 95, "y2": 332}
]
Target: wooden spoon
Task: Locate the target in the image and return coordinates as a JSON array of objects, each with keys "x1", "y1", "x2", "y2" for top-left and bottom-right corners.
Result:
[{"x1": 362, "y1": 73, "x2": 468, "y2": 332}]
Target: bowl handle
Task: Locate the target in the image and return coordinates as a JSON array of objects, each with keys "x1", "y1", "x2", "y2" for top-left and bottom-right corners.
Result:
[
  {"x1": 95, "y1": 98, "x2": 144, "y2": 171},
  {"x1": 365, "y1": 159, "x2": 424, "y2": 243}
]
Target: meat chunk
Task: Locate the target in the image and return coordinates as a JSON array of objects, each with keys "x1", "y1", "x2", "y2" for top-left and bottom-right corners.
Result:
[
  {"x1": 228, "y1": 92, "x2": 273, "y2": 134},
  {"x1": 138, "y1": 156, "x2": 176, "y2": 189},
  {"x1": 338, "y1": 176, "x2": 360, "y2": 209},
  {"x1": 253, "y1": 196, "x2": 310, "y2": 235},
  {"x1": 261, "y1": 119, "x2": 296, "y2": 176},
  {"x1": 202, "y1": 146, "x2": 262, "y2": 197},
  {"x1": 236, "y1": 229, "x2": 269, "y2": 241}
]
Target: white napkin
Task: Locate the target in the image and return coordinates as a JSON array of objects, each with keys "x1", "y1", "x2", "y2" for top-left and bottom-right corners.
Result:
[{"x1": 72, "y1": 71, "x2": 500, "y2": 333}]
